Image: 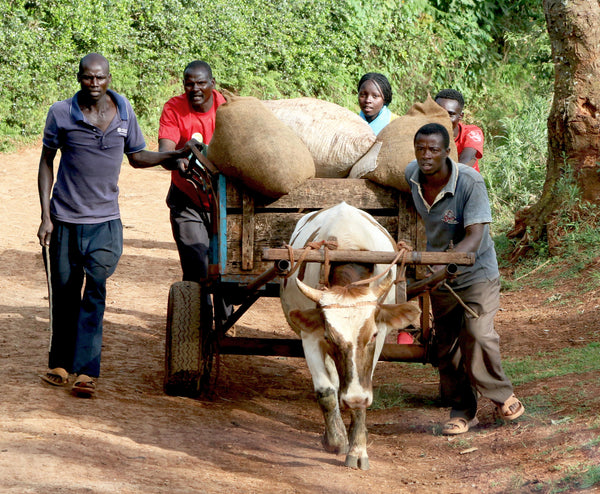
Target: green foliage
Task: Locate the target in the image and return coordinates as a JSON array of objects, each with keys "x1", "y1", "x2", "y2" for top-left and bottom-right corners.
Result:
[
  {"x1": 483, "y1": 94, "x2": 551, "y2": 232},
  {"x1": 547, "y1": 166, "x2": 600, "y2": 268},
  {"x1": 0, "y1": 0, "x2": 551, "y2": 152}
]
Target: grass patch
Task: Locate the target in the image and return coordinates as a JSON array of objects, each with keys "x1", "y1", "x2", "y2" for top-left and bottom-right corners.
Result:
[
  {"x1": 580, "y1": 465, "x2": 600, "y2": 489},
  {"x1": 507, "y1": 463, "x2": 600, "y2": 493},
  {"x1": 372, "y1": 345, "x2": 600, "y2": 412},
  {"x1": 552, "y1": 463, "x2": 600, "y2": 492},
  {"x1": 371, "y1": 364, "x2": 439, "y2": 410},
  {"x1": 371, "y1": 384, "x2": 411, "y2": 409},
  {"x1": 504, "y1": 342, "x2": 600, "y2": 387},
  {"x1": 371, "y1": 383, "x2": 439, "y2": 410}
]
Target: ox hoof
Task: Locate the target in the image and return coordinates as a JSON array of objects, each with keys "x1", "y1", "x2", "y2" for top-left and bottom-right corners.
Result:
[
  {"x1": 322, "y1": 435, "x2": 348, "y2": 455},
  {"x1": 344, "y1": 455, "x2": 370, "y2": 470}
]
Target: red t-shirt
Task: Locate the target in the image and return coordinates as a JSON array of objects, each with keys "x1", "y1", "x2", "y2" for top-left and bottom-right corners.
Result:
[
  {"x1": 455, "y1": 122, "x2": 484, "y2": 172},
  {"x1": 158, "y1": 90, "x2": 226, "y2": 207}
]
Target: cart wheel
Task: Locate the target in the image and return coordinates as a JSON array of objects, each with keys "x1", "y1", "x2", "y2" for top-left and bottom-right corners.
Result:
[{"x1": 164, "y1": 281, "x2": 215, "y2": 397}]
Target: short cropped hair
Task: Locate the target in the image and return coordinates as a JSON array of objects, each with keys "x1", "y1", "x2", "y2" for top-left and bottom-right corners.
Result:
[
  {"x1": 358, "y1": 72, "x2": 393, "y2": 106},
  {"x1": 414, "y1": 123, "x2": 450, "y2": 149},
  {"x1": 434, "y1": 89, "x2": 464, "y2": 109},
  {"x1": 184, "y1": 60, "x2": 213, "y2": 78},
  {"x1": 78, "y1": 53, "x2": 109, "y2": 76}
]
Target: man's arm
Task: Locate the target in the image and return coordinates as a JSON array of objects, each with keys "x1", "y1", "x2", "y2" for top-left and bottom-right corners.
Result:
[
  {"x1": 127, "y1": 142, "x2": 191, "y2": 172},
  {"x1": 158, "y1": 138, "x2": 176, "y2": 152},
  {"x1": 37, "y1": 146, "x2": 57, "y2": 247},
  {"x1": 159, "y1": 137, "x2": 190, "y2": 174},
  {"x1": 458, "y1": 147, "x2": 478, "y2": 168},
  {"x1": 428, "y1": 223, "x2": 485, "y2": 276},
  {"x1": 453, "y1": 223, "x2": 485, "y2": 252},
  {"x1": 459, "y1": 126, "x2": 484, "y2": 167}
]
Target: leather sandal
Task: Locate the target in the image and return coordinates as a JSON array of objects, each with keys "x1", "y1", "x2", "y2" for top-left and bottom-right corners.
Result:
[
  {"x1": 72, "y1": 374, "x2": 96, "y2": 397},
  {"x1": 496, "y1": 394, "x2": 524, "y2": 421},
  {"x1": 442, "y1": 417, "x2": 479, "y2": 435},
  {"x1": 40, "y1": 367, "x2": 69, "y2": 387}
]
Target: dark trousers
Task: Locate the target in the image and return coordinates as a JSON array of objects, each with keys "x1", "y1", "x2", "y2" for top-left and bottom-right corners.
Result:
[
  {"x1": 431, "y1": 278, "x2": 514, "y2": 420},
  {"x1": 167, "y1": 185, "x2": 232, "y2": 324},
  {"x1": 167, "y1": 185, "x2": 211, "y2": 283},
  {"x1": 47, "y1": 219, "x2": 122, "y2": 377}
]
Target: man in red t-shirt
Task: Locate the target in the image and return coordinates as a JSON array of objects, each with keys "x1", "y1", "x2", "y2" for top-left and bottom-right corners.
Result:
[
  {"x1": 159, "y1": 60, "x2": 226, "y2": 284},
  {"x1": 435, "y1": 89, "x2": 484, "y2": 172}
]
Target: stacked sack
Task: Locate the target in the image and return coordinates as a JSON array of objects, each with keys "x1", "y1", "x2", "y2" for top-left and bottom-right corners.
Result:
[
  {"x1": 207, "y1": 92, "x2": 316, "y2": 199},
  {"x1": 349, "y1": 95, "x2": 458, "y2": 192},
  {"x1": 262, "y1": 97, "x2": 376, "y2": 178},
  {"x1": 207, "y1": 92, "x2": 457, "y2": 198}
]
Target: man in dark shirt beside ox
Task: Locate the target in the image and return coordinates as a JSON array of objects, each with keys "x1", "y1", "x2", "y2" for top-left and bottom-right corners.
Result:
[
  {"x1": 37, "y1": 53, "x2": 193, "y2": 397},
  {"x1": 405, "y1": 122, "x2": 524, "y2": 434}
]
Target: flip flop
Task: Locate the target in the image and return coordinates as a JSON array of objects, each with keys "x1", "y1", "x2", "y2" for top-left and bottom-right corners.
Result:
[
  {"x1": 72, "y1": 374, "x2": 96, "y2": 397},
  {"x1": 40, "y1": 367, "x2": 69, "y2": 387},
  {"x1": 442, "y1": 417, "x2": 479, "y2": 435},
  {"x1": 496, "y1": 394, "x2": 525, "y2": 421}
]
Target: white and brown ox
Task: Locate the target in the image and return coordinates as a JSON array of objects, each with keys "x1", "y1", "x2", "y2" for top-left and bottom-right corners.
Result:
[{"x1": 280, "y1": 202, "x2": 420, "y2": 470}]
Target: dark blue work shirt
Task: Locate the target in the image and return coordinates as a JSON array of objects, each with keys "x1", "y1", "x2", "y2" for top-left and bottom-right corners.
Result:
[
  {"x1": 43, "y1": 89, "x2": 146, "y2": 224},
  {"x1": 405, "y1": 158, "x2": 499, "y2": 288}
]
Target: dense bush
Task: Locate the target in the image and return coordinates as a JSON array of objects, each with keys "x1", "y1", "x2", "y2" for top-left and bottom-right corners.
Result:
[
  {"x1": 483, "y1": 94, "x2": 551, "y2": 231},
  {"x1": 0, "y1": 0, "x2": 550, "y2": 149}
]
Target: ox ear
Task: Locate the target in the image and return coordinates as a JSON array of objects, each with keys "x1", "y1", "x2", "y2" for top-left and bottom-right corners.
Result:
[
  {"x1": 376, "y1": 302, "x2": 421, "y2": 329},
  {"x1": 373, "y1": 271, "x2": 395, "y2": 302},
  {"x1": 295, "y1": 278, "x2": 323, "y2": 303},
  {"x1": 289, "y1": 309, "x2": 324, "y2": 334}
]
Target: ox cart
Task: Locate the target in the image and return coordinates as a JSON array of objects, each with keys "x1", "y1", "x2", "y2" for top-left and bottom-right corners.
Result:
[{"x1": 164, "y1": 143, "x2": 474, "y2": 397}]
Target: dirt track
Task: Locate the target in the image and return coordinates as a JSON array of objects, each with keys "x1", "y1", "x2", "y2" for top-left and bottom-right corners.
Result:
[{"x1": 1, "y1": 147, "x2": 599, "y2": 493}]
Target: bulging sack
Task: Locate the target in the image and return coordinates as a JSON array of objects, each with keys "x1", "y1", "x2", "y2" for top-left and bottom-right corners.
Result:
[
  {"x1": 207, "y1": 93, "x2": 315, "y2": 198},
  {"x1": 262, "y1": 97, "x2": 376, "y2": 178},
  {"x1": 349, "y1": 95, "x2": 458, "y2": 191}
]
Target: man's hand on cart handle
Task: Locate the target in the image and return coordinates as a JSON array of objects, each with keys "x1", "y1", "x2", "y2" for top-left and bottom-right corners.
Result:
[
  {"x1": 161, "y1": 138, "x2": 201, "y2": 175},
  {"x1": 406, "y1": 264, "x2": 458, "y2": 300}
]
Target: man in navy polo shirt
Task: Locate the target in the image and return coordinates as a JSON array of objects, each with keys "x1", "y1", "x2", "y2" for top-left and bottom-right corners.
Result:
[
  {"x1": 405, "y1": 123, "x2": 524, "y2": 434},
  {"x1": 37, "y1": 53, "x2": 191, "y2": 396}
]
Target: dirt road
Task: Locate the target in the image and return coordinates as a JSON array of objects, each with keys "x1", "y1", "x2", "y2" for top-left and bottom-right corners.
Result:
[{"x1": 1, "y1": 147, "x2": 599, "y2": 493}]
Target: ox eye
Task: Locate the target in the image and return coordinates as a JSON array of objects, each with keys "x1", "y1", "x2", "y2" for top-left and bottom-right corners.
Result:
[{"x1": 371, "y1": 331, "x2": 378, "y2": 341}]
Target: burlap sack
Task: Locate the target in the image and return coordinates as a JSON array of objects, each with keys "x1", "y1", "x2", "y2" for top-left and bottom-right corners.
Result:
[
  {"x1": 207, "y1": 93, "x2": 315, "y2": 198},
  {"x1": 262, "y1": 98, "x2": 376, "y2": 178},
  {"x1": 348, "y1": 95, "x2": 458, "y2": 192}
]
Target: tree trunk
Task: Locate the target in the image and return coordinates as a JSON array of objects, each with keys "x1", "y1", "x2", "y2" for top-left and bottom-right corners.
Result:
[{"x1": 510, "y1": 0, "x2": 600, "y2": 253}]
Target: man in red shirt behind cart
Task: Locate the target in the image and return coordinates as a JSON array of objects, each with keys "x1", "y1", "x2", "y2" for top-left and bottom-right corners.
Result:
[
  {"x1": 435, "y1": 89, "x2": 484, "y2": 172},
  {"x1": 158, "y1": 60, "x2": 230, "y2": 317}
]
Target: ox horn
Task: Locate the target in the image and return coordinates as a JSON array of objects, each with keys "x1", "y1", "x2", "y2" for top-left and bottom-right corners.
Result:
[
  {"x1": 295, "y1": 278, "x2": 324, "y2": 303},
  {"x1": 373, "y1": 271, "x2": 394, "y2": 301}
]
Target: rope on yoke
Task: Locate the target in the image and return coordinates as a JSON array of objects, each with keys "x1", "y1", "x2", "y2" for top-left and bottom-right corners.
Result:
[
  {"x1": 285, "y1": 240, "x2": 414, "y2": 297},
  {"x1": 347, "y1": 241, "x2": 413, "y2": 289},
  {"x1": 284, "y1": 239, "x2": 339, "y2": 286}
]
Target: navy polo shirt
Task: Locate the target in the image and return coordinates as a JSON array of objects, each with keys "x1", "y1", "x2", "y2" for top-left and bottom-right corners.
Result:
[
  {"x1": 405, "y1": 158, "x2": 499, "y2": 288},
  {"x1": 43, "y1": 89, "x2": 146, "y2": 224}
]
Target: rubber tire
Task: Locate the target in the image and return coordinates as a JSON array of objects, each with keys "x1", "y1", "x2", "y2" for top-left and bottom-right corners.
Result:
[{"x1": 164, "y1": 281, "x2": 214, "y2": 397}]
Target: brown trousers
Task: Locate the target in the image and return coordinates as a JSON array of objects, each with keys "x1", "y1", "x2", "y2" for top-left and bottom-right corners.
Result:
[{"x1": 431, "y1": 278, "x2": 514, "y2": 420}]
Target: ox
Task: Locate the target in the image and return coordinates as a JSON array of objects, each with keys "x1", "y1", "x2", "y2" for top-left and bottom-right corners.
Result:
[{"x1": 280, "y1": 202, "x2": 420, "y2": 470}]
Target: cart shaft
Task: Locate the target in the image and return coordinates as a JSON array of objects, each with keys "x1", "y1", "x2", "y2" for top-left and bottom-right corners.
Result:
[{"x1": 218, "y1": 336, "x2": 427, "y2": 362}]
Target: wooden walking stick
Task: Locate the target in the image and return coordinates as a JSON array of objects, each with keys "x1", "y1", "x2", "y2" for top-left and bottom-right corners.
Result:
[{"x1": 43, "y1": 244, "x2": 53, "y2": 351}]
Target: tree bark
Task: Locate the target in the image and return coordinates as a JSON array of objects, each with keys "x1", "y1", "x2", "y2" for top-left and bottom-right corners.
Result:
[{"x1": 511, "y1": 0, "x2": 600, "y2": 253}]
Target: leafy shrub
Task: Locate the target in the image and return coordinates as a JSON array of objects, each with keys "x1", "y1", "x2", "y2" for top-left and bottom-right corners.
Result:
[
  {"x1": 0, "y1": 0, "x2": 550, "y2": 152},
  {"x1": 483, "y1": 94, "x2": 551, "y2": 232}
]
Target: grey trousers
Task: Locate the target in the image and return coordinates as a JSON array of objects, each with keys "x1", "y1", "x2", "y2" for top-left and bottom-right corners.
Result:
[{"x1": 431, "y1": 278, "x2": 514, "y2": 420}]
